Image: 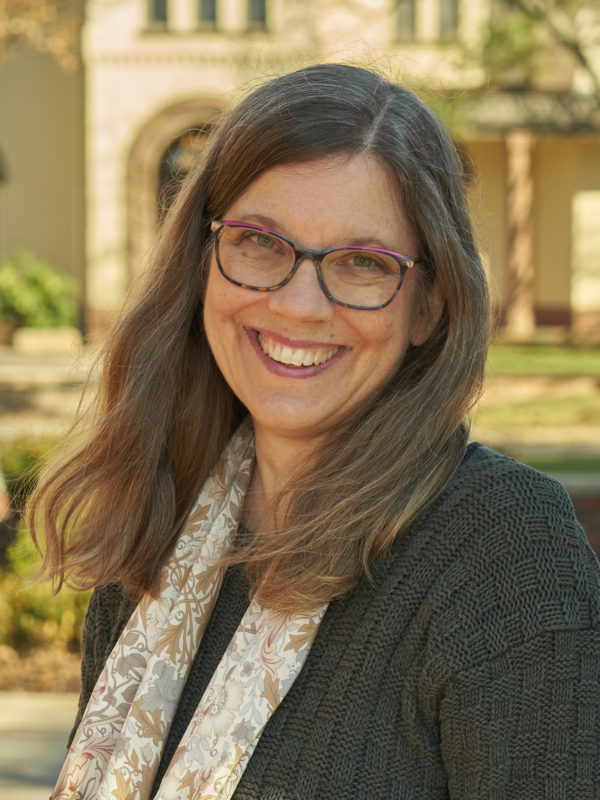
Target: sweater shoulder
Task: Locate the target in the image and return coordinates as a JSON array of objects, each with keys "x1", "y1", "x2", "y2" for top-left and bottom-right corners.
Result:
[
  {"x1": 441, "y1": 443, "x2": 579, "y2": 520},
  {"x1": 397, "y1": 447, "x2": 600, "y2": 671},
  {"x1": 83, "y1": 581, "x2": 137, "y2": 657},
  {"x1": 425, "y1": 444, "x2": 591, "y2": 557}
]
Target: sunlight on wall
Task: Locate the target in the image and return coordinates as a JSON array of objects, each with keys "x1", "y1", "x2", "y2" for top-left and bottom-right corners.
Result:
[{"x1": 572, "y1": 191, "x2": 600, "y2": 311}]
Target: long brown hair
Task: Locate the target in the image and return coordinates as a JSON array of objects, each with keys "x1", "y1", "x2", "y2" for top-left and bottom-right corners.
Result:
[{"x1": 28, "y1": 64, "x2": 490, "y2": 610}]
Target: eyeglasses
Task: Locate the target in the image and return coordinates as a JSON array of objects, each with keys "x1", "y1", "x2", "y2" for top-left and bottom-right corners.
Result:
[{"x1": 210, "y1": 220, "x2": 419, "y2": 310}]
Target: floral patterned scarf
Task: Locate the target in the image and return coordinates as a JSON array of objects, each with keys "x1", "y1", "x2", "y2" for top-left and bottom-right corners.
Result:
[{"x1": 53, "y1": 421, "x2": 326, "y2": 800}]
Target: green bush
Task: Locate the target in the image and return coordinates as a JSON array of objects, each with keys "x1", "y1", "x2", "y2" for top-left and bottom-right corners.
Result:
[
  {"x1": 0, "y1": 437, "x2": 89, "y2": 654},
  {"x1": 0, "y1": 435, "x2": 57, "y2": 515},
  {"x1": 0, "y1": 249, "x2": 78, "y2": 329},
  {"x1": 0, "y1": 523, "x2": 90, "y2": 652}
]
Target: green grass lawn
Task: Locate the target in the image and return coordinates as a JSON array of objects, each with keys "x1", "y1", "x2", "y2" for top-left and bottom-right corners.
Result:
[
  {"x1": 478, "y1": 343, "x2": 600, "y2": 473},
  {"x1": 517, "y1": 453, "x2": 600, "y2": 474},
  {"x1": 475, "y1": 393, "x2": 600, "y2": 430},
  {"x1": 487, "y1": 344, "x2": 600, "y2": 376}
]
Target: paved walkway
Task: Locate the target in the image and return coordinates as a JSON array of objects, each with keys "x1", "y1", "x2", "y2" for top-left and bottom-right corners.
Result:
[
  {"x1": 0, "y1": 692, "x2": 78, "y2": 799},
  {"x1": 0, "y1": 347, "x2": 96, "y2": 441}
]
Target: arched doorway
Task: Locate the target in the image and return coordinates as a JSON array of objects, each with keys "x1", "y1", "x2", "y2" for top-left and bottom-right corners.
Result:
[{"x1": 126, "y1": 99, "x2": 222, "y2": 282}]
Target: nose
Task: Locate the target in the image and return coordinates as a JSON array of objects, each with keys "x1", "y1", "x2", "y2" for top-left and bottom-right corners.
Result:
[{"x1": 267, "y1": 257, "x2": 334, "y2": 320}]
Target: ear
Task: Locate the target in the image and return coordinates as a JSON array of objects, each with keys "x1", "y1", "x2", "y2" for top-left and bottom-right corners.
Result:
[{"x1": 409, "y1": 279, "x2": 444, "y2": 347}]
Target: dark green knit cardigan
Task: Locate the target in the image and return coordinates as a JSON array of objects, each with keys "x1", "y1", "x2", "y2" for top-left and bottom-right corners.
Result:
[{"x1": 71, "y1": 445, "x2": 600, "y2": 799}]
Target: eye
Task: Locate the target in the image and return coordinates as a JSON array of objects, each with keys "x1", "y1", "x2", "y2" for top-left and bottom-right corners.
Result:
[
  {"x1": 351, "y1": 254, "x2": 377, "y2": 267},
  {"x1": 254, "y1": 233, "x2": 277, "y2": 249},
  {"x1": 341, "y1": 250, "x2": 394, "y2": 274}
]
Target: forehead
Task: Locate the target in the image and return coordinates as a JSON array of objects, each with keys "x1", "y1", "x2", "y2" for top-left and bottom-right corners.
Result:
[{"x1": 225, "y1": 153, "x2": 413, "y2": 250}]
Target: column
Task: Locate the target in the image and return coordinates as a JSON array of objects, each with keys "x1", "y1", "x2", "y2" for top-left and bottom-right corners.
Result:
[{"x1": 504, "y1": 128, "x2": 536, "y2": 340}]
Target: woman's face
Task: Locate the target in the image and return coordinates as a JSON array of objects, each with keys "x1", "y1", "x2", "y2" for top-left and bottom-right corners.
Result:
[{"x1": 203, "y1": 153, "x2": 433, "y2": 447}]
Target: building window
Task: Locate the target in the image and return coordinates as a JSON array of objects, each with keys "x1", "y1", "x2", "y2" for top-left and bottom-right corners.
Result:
[
  {"x1": 439, "y1": 0, "x2": 459, "y2": 39},
  {"x1": 148, "y1": 0, "x2": 168, "y2": 25},
  {"x1": 395, "y1": 0, "x2": 415, "y2": 42},
  {"x1": 247, "y1": 0, "x2": 267, "y2": 29},
  {"x1": 198, "y1": 0, "x2": 217, "y2": 26}
]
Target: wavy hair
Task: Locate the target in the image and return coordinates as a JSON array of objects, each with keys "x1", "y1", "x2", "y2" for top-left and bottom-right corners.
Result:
[{"x1": 28, "y1": 64, "x2": 490, "y2": 611}]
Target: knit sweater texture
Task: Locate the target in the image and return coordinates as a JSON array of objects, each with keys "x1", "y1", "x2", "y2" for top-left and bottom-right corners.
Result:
[{"x1": 72, "y1": 445, "x2": 600, "y2": 799}]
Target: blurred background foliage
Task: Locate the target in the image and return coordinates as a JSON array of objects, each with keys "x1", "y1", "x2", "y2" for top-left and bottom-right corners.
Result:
[
  {"x1": 0, "y1": 525, "x2": 90, "y2": 653},
  {"x1": 1, "y1": 434, "x2": 56, "y2": 514},
  {"x1": 0, "y1": 0, "x2": 83, "y2": 70},
  {"x1": 0, "y1": 251, "x2": 79, "y2": 330},
  {"x1": 0, "y1": 433, "x2": 88, "y2": 653},
  {"x1": 0, "y1": 434, "x2": 89, "y2": 689}
]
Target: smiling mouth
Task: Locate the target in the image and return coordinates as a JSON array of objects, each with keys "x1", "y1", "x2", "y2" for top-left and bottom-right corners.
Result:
[{"x1": 257, "y1": 333, "x2": 341, "y2": 367}]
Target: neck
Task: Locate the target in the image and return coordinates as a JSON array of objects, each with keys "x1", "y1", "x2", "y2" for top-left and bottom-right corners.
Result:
[{"x1": 243, "y1": 423, "x2": 325, "y2": 532}]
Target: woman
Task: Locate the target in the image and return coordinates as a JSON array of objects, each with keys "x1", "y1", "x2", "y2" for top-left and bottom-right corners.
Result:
[{"x1": 30, "y1": 64, "x2": 599, "y2": 799}]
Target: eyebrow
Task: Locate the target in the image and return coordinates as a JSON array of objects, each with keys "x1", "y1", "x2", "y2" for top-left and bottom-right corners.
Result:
[{"x1": 235, "y1": 213, "x2": 399, "y2": 252}]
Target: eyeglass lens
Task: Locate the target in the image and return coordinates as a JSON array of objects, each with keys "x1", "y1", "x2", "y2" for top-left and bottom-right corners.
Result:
[{"x1": 216, "y1": 224, "x2": 405, "y2": 309}]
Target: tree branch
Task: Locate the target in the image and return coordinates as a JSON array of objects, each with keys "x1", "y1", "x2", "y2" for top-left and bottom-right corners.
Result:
[{"x1": 508, "y1": 0, "x2": 600, "y2": 100}]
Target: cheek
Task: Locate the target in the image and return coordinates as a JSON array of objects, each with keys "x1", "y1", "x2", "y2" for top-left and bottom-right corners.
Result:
[
  {"x1": 204, "y1": 262, "x2": 234, "y2": 325},
  {"x1": 355, "y1": 315, "x2": 412, "y2": 383},
  {"x1": 202, "y1": 267, "x2": 230, "y2": 357},
  {"x1": 363, "y1": 294, "x2": 417, "y2": 371},
  {"x1": 203, "y1": 263, "x2": 255, "y2": 367},
  {"x1": 391, "y1": 270, "x2": 427, "y2": 348},
  {"x1": 199, "y1": 243, "x2": 218, "y2": 301},
  {"x1": 202, "y1": 271, "x2": 217, "y2": 335},
  {"x1": 385, "y1": 325, "x2": 412, "y2": 371}
]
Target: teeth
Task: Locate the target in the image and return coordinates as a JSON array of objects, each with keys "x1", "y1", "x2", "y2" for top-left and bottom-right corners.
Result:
[{"x1": 258, "y1": 335, "x2": 338, "y2": 367}]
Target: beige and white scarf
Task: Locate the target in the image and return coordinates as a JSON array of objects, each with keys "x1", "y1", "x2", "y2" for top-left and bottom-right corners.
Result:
[{"x1": 53, "y1": 422, "x2": 326, "y2": 800}]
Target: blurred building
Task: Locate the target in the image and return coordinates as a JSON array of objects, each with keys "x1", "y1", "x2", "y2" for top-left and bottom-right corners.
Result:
[{"x1": 1, "y1": 0, "x2": 599, "y2": 340}]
